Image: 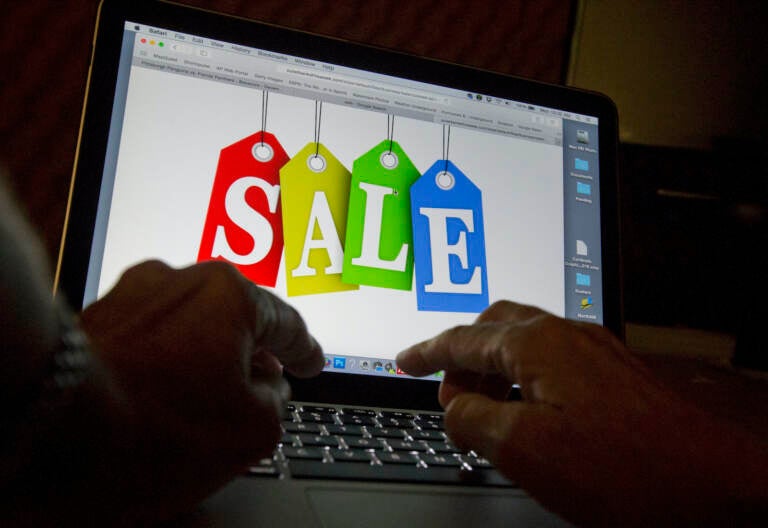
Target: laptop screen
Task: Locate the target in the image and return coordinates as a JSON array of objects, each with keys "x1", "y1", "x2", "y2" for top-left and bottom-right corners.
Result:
[{"x1": 77, "y1": 20, "x2": 605, "y2": 382}]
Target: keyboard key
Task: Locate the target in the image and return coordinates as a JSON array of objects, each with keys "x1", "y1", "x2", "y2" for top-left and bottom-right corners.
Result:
[
  {"x1": 343, "y1": 436, "x2": 384, "y2": 449},
  {"x1": 413, "y1": 420, "x2": 442, "y2": 431},
  {"x1": 425, "y1": 440, "x2": 463, "y2": 454},
  {"x1": 463, "y1": 455, "x2": 493, "y2": 469},
  {"x1": 407, "y1": 429, "x2": 445, "y2": 441},
  {"x1": 380, "y1": 411, "x2": 415, "y2": 420},
  {"x1": 343, "y1": 408, "x2": 377, "y2": 416},
  {"x1": 248, "y1": 457, "x2": 279, "y2": 477},
  {"x1": 297, "y1": 434, "x2": 340, "y2": 448},
  {"x1": 283, "y1": 422, "x2": 322, "y2": 434},
  {"x1": 298, "y1": 411, "x2": 337, "y2": 423},
  {"x1": 376, "y1": 451, "x2": 419, "y2": 465},
  {"x1": 324, "y1": 424, "x2": 365, "y2": 436},
  {"x1": 281, "y1": 446, "x2": 325, "y2": 460},
  {"x1": 339, "y1": 414, "x2": 377, "y2": 426},
  {"x1": 301, "y1": 405, "x2": 338, "y2": 414},
  {"x1": 330, "y1": 448, "x2": 374, "y2": 463},
  {"x1": 288, "y1": 459, "x2": 514, "y2": 486},
  {"x1": 420, "y1": 454, "x2": 462, "y2": 467},
  {"x1": 379, "y1": 417, "x2": 416, "y2": 428},
  {"x1": 281, "y1": 433, "x2": 299, "y2": 446},
  {"x1": 386, "y1": 439, "x2": 429, "y2": 452},
  {"x1": 368, "y1": 427, "x2": 407, "y2": 439}
]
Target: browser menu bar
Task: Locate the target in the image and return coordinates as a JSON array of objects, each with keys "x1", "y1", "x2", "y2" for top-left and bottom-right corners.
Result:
[{"x1": 126, "y1": 22, "x2": 597, "y2": 146}]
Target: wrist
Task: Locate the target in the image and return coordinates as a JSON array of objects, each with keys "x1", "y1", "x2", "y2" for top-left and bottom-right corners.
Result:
[
  {"x1": 651, "y1": 395, "x2": 768, "y2": 526},
  {"x1": 1, "y1": 306, "x2": 137, "y2": 526}
]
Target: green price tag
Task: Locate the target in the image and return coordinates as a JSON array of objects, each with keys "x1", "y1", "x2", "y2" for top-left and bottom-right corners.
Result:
[
  {"x1": 280, "y1": 142, "x2": 359, "y2": 297},
  {"x1": 342, "y1": 140, "x2": 420, "y2": 290}
]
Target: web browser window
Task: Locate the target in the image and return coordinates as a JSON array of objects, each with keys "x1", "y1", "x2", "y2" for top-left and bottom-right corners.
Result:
[{"x1": 83, "y1": 23, "x2": 602, "y2": 379}]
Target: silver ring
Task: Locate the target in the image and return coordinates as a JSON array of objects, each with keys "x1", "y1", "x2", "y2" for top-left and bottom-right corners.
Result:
[
  {"x1": 252, "y1": 142, "x2": 274, "y2": 162},
  {"x1": 379, "y1": 151, "x2": 399, "y2": 170},
  {"x1": 435, "y1": 171, "x2": 455, "y2": 190},
  {"x1": 307, "y1": 153, "x2": 327, "y2": 173}
]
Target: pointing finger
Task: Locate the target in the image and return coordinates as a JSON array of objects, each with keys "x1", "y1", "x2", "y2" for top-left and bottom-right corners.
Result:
[
  {"x1": 396, "y1": 322, "x2": 524, "y2": 379},
  {"x1": 247, "y1": 284, "x2": 324, "y2": 378},
  {"x1": 475, "y1": 300, "x2": 550, "y2": 324}
]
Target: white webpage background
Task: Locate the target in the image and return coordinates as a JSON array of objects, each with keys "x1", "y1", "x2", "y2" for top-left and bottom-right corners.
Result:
[{"x1": 100, "y1": 66, "x2": 564, "y2": 360}]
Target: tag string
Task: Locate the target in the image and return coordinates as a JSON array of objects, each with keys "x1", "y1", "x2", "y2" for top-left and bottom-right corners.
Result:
[
  {"x1": 442, "y1": 124, "x2": 451, "y2": 173},
  {"x1": 260, "y1": 90, "x2": 269, "y2": 145},
  {"x1": 387, "y1": 114, "x2": 395, "y2": 153},
  {"x1": 313, "y1": 100, "x2": 323, "y2": 158}
]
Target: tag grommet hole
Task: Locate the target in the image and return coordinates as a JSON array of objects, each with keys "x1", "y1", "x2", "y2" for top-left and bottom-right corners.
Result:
[
  {"x1": 435, "y1": 171, "x2": 455, "y2": 190},
  {"x1": 252, "y1": 142, "x2": 274, "y2": 162},
  {"x1": 380, "y1": 151, "x2": 399, "y2": 170},
  {"x1": 307, "y1": 154, "x2": 327, "y2": 173}
]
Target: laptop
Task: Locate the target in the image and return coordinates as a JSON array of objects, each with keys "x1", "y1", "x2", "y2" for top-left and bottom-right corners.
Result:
[{"x1": 55, "y1": 1, "x2": 621, "y2": 526}]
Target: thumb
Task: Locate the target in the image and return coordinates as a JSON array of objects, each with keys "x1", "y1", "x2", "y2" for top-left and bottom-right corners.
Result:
[
  {"x1": 444, "y1": 392, "x2": 510, "y2": 460},
  {"x1": 444, "y1": 392, "x2": 558, "y2": 471}
]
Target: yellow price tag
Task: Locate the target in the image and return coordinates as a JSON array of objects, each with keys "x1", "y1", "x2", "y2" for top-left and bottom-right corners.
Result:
[{"x1": 280, "y1": 142, "x2": 359, "y2": 296}]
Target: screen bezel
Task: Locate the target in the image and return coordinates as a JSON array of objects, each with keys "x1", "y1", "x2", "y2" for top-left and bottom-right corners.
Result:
[{"x1": 57, "y1": 0, "x2": 622, "y2": 411}]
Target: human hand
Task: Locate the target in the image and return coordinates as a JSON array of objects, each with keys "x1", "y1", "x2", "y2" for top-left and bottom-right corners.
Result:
[
  {"x1": 79, "y1": 260, "x2": 323, "y2": 523},
  {"x1": 397, "y1": 301, "x2": 768, "y2": 527}
]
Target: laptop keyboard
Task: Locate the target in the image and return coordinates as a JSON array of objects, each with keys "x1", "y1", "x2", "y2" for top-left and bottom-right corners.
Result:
[{"x1": 247, "y1": 403, "x2": 515, "y2": 487}]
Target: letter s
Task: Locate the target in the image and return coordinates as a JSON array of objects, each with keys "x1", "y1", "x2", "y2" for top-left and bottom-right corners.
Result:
[{"x1": 211, "y1": 176, "x2": 279, "y2": 265}]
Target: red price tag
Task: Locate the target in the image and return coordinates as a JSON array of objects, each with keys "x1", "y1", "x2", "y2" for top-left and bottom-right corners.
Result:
[{"x1": 197, "y1": 131, "x2": 289, "y2": 287}]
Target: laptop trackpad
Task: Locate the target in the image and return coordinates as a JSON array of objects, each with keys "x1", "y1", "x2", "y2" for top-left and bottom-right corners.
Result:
[{"x1": 307, "y1": 487, "x2": 568, "y2": 527}]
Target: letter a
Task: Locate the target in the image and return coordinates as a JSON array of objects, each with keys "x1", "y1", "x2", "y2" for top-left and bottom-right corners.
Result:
[{"x1": 292, "y1": 191, "x2": 344, "y2": 277}]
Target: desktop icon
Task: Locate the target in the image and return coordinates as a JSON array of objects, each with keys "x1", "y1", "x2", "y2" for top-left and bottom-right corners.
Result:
[
  {"x1": 576, "y1": 129, "x2": 589, "y2": 144},
  {"x1": 347, "y1": 359, "x2": 356, "y2": 370},
  {"x1": 576, "y1": 182, "x2": 592, "y2": 195},
  {"x1": 373, "y1": 361, "x2": 383, "y2": 372},
  {"x1": 574, "y1": 158, "x2": 589, "y2": 171},
  {"x1": 324, "y1": 357, "x2": 332, "y2": 368},
  {"x1": 360, "y1": 359, "x2": 370, "y2": 370},
  {"x1": 580, "y1": 296, "x2": 593, "y2": 309},
  {"x1": 576, "y1": 273, "x2": 591, "y2": 287},
  {"x1": 576, "y1": 239, "x2": 588, "y2": 256},
  {"x1": 333, "y1": 357, "x2": 346, "y2": 369},
  {"x1": 396, "y1": 367, "x2": 406, "y2": 375},
  {"x1": 384, "y1": 362, "x2": 396, "y2": 374}
]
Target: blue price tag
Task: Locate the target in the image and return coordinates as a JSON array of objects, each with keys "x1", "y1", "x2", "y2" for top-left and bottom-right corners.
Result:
[{"x1": 410, "y1": 160, "x2": 489, "y2": 313}]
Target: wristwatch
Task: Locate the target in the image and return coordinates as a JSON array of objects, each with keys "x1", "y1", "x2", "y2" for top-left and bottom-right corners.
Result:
[{"x1": 39, "y1": 304, "x2": 94, "y2": 408}]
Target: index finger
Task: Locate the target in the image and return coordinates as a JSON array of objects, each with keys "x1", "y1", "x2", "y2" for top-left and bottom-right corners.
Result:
[
  {"x1": 247, "y1": 284, "x2": 324, "y2": 378},
  {"x1": 397, "y1": 301, "x2": 549, "y2": 378},
  {"x1": 475, "y1": 300, "x2": 550, "y2": 323},
  {"x1": 396, "y1": 321, "x2": 526, "y2": 379}
]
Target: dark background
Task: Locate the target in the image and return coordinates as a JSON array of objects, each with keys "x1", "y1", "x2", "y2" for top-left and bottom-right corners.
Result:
[{"x1": 1, "y1": 1, "x2": 766, "y2": 366}]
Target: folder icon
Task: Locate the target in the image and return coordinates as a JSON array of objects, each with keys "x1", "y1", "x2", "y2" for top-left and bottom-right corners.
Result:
[
  {"x1": 576, "y1": 273, "x2": 591, "y2": 286},
  {"x1": 576, "y1": 182, "x2": 591, "y2": 195},
  {"x1": 575, "y1": 158, "x2": 589, "y2": 171}
]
